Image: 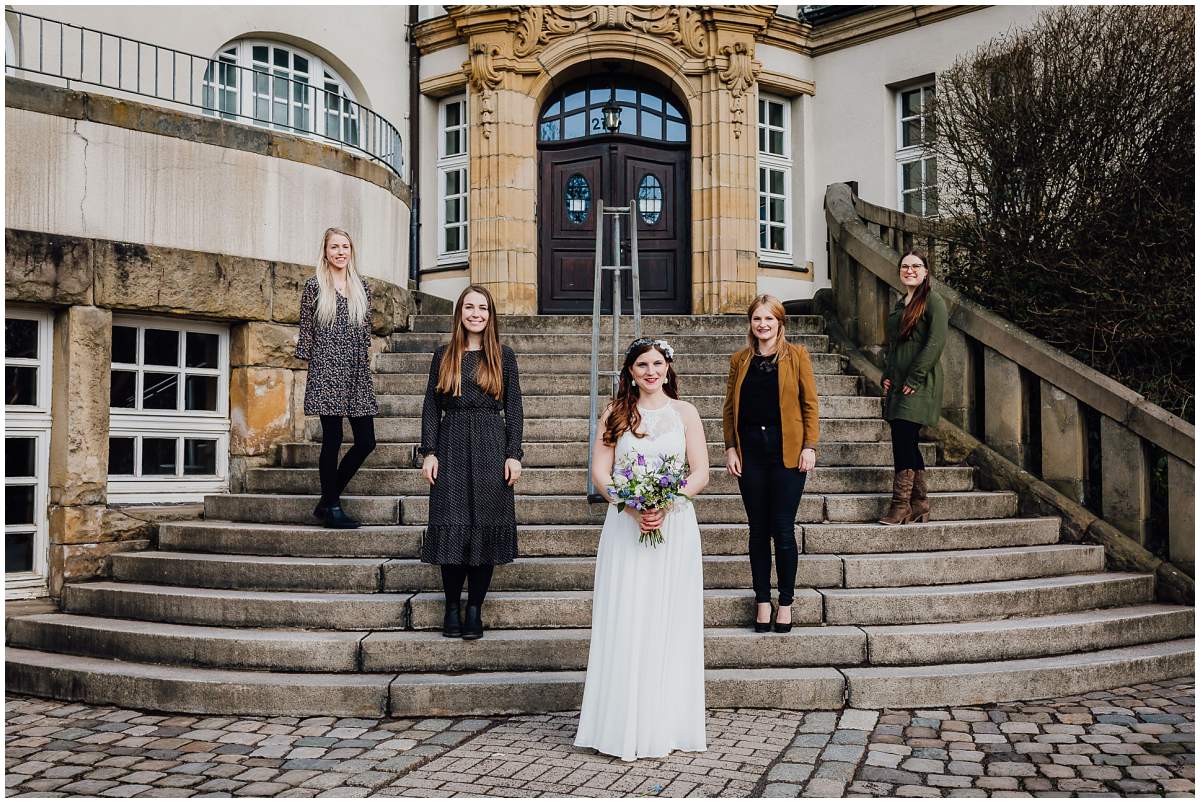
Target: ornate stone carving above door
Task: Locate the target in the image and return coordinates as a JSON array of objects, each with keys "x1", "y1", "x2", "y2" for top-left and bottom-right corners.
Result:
[{"x1": 513, "y1": 5, "x2": 708, "y2": 59}]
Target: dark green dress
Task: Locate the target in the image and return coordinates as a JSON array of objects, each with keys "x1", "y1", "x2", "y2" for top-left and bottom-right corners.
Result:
[{"x1": 881, "y1": 290, "x2": 948, "y2": 427}]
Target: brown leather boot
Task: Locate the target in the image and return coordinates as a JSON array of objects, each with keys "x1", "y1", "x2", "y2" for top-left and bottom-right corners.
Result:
[
  {"x1": 910, "y1": 469, "x2": 930, "y2": 523},
  {"x1": 879, "y1": 469, "x2": 915, "y2": 525}
]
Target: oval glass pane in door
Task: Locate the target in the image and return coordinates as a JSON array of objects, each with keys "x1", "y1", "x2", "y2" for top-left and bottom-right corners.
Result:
[
  {"x1": 637, "y1": 174, "x2": 663, "y2": 224},
  {"x1": 564, "y1": 174, "x2": 590, "y2": 224}
]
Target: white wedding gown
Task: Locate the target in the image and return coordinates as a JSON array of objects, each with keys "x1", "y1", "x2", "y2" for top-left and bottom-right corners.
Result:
[{"x1": 575, "y1": 401, "x2": 707, "y2": 761}]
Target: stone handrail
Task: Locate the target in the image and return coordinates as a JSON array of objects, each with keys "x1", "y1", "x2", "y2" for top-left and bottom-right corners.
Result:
[{"x1": 824, "y1": 182, "x2": 1195, "y2": 592}]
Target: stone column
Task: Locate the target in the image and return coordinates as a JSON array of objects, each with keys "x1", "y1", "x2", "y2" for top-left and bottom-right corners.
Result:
[
  {"x1": 1039, "y1": 380, "x2": 1087, "y2": 503},
  {"x1": 46, "y1": 306, "x2": 114, "y2": 596},
  {"x1": 692, "y1": 33, "x2": 761, "y2": 314},
  {"x1": 832, "y1": 248, "x2": 858, "y2": 341},
  {"x1": 1166, "y1": 455, "x2": 1194, "y2": 573},
  {"x1": 982, "y1": 346, "x2": 1025, "y2": 465},
  {"x1": 940, "y1": 329, "x2": 974, "y2": 432},
  {"x1": 1099, "y1": 415, "x2": 1150, "y2": 545},
  {"x1": 856, "y1": 271, "x2": 887, "y2": 363}
]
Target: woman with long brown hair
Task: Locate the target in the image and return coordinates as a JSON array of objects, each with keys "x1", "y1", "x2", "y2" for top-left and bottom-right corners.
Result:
[
  {"x1": 576, "y1": 338, "x2": 710, "y2": 761},
  {"x1": 879, "y1": 249, "x2": 947, "y2": 525},
  {"x1": 722, "y1": 295, "x2": 820, "y2": 633},
  {"x1": 418, "y1": 285, "x2": 524, "y2": 640},
  {"x1": 295, "y1": 227, "x2": 378, "y2": 529}
]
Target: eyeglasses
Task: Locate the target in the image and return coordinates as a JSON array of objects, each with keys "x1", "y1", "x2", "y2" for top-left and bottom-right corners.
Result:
[{"x1": 900, "y1": 264, "x2": 926, "y2": 274}]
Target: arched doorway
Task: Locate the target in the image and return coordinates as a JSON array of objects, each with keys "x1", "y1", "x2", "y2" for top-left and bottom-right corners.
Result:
[{"x1": 537, "y1": 75, "x2": 691, "y2": 314}]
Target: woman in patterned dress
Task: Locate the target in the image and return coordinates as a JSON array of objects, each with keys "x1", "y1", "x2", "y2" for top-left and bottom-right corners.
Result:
[
  {"x1": 294, "y1": 227, "x2": 379, "y2": 529},
  {"x1": 419, "y1": 285, "x2": 524, "y2": 640}
]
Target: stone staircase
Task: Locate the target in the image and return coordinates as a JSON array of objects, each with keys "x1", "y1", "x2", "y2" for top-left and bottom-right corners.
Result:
[{"x1": 6, "y1": 314, "x2": 1194, "y2": 717}]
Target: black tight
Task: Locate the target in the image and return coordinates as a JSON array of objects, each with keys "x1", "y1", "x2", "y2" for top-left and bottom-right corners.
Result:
[
  {"x1": 318, "y1": 415, "x2": 377, "y2": 505},
  {"x1": 440, "y1": 565, "x2": 495, "y2": 607},
  {"x1": 737, "y1": 425, "x2": 807, "y2": 606},
  {"x1": 889, "y1": 419, "x2": 926, "y2": 471}
]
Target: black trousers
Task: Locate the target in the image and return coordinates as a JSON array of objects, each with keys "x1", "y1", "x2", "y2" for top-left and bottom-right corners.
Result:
[
  {"x1": 889, "y1": 419, "x2": 925, "y2": 471},
  {"x1": 441, "y1": 565, "x2": 495, "y2": 607},
  {"x1": 737, "y1": 424, "x2": 807, "y2": 606},
  {"x1": 318, "y1": 415, "x2": 377, "y2": 505}
]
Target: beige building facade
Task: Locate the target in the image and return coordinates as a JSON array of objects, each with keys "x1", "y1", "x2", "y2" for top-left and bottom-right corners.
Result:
[{"x1": 5, "y1": 4, "x2": 1048, "y2": 598}]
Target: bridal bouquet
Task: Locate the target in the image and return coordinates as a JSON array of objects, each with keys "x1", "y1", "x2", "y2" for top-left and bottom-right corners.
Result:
[{"x1": 607, "y1": 452, "x2": 689, "y2": 548}]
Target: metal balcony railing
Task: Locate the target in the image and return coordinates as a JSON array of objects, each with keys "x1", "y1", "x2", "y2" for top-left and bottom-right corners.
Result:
[{"x1": 4, "y1": 10, "x2": 404, "y2": 178}]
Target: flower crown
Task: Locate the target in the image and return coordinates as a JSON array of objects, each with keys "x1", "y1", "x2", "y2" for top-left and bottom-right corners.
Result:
[{"x1": 626, "y1": 337, "x2": 674, "y2": 361}]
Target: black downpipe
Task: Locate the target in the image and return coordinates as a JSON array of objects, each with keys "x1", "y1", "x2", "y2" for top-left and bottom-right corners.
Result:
[{"x1": 407, "y1": 5, "x2": 421, "y2": 287}]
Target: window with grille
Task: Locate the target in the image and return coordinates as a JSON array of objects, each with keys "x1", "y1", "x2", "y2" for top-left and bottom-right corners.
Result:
[
  {"x1": 896, "y1": 82, "x2": 938, "y2": 216},
  {"x1": 757, "y1": 93, "x2": 792, "y2": 263},
  {"x1": 437, "y1": 95, "x2": 469, "y2": 263}
]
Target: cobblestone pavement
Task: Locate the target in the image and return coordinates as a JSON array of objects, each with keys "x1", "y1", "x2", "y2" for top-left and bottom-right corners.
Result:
[{"x1": 5, "y1": 677, "x2": 1193, "y2": 798}]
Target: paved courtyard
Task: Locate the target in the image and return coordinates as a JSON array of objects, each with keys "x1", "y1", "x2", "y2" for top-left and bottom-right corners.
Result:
[{"x1": 5, "y1": 677, "x2": 1193, "y2": 798}]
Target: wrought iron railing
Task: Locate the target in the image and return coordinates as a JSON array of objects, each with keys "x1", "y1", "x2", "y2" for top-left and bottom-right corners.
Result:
[{"x1": 4, "y1": 10, "x2": 404, "y2": 178}]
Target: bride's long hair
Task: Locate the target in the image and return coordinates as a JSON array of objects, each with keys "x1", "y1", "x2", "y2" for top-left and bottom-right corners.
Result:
[{"x1": 602, "y1": 339, "x2": 680, "y2": 446}]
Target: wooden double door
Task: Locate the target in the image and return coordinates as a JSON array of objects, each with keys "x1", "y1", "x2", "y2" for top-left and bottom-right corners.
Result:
[{"x1": 538, "y1": 139, "x2": 690, "y2": 314}]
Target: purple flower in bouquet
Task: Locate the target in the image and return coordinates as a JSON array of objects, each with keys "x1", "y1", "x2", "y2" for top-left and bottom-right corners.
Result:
[{"x1": 609, "y1": 451, "x2": 691, "y2": 548}]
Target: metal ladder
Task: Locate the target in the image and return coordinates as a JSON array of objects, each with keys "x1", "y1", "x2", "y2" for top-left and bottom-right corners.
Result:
[{"x1": 587, "y1": 199, "x2": 643, "y2": 499}]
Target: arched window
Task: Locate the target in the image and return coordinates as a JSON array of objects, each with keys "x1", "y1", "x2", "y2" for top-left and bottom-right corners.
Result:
[
  {"x1": 203, "y1": 39, "x2": 361, "y2": 149},
  {"x1": 539, "y1": 77, "x2": 687, "y2": 143}
]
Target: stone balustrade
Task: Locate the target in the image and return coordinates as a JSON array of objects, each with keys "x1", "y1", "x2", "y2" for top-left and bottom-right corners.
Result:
[{"x1": 824, "y1": 182, "x2": 1195, "y2": 590}]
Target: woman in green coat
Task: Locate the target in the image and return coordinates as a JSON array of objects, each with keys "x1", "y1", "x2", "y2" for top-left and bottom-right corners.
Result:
[{"x1": 879, "y1": 249, "x2": 947, "y2": 525}]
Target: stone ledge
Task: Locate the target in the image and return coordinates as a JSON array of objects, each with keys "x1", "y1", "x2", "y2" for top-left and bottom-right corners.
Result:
[
  {"x1": 826, "y1": 183, "x2": 1194, "y2": 465},
  {"x1": 817, "y1": 295, "x2": 1194, "y2": 606},
  {"x1": 5, "y1": 77, "x2": 411, "y2": 204}
]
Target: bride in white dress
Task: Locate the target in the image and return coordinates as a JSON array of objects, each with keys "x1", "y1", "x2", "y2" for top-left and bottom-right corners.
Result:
[{"x1": 575, "y1": 337, "x2": 710, "y2": 762}]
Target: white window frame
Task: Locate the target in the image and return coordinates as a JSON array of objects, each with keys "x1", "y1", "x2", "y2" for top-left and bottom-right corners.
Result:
[
  {"x1": 437, "y1": 95, "x2": 469, "y2": 265},
  {"x1": 5, "y1": 307, "x2": 53, "y2": 599},
  {"x1": 203, "y1": 39, "x2": 360, "y2": 147},
  {"x1": 757, "y1": 92, "x2": 792, "y2": 265},
  {"x1": 895, "y1": 81, "x2": 938, "y2": 217},
  {"x1": 107, "y1": 315, "x2": 231, "y2": 503}
]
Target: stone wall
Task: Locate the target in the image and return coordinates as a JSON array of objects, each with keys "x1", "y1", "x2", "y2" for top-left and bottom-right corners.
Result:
[{"x1": 6, "y1": 228, "x2": 418, "y2": 597}]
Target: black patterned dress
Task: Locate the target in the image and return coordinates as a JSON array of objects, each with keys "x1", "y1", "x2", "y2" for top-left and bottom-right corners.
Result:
[
  {"x1": 419, "y1": 345, "x2": 524, "y2": 566},
  {"x1": 294, "y1": 276, "x2": 379, "y2": 417}
]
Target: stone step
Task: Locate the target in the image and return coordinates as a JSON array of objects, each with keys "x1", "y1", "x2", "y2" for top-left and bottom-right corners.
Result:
[
  {"x1": 389, "y1": 332, "x2": 827, "y2": 355},
  {"x1": 109, "y1": 552, "x2": 845, "y2": 592},
  {"x1": 305, "y1": 416, "x2": 887, "y2": 444},
  {"x1": 5, "y1": 614, "x2": 865, "y2": 673},
  {"x1": 4, "y1": 648, "x2": 847, "y2": 716},
  {"x1": 841, "y1": 545, "x2": 1105, "y2": 588},
  {"x1": 61, "y1": 583, "x2": 825, "y2": 630},
  {"x1": 376, "y1": 372, "x2": 852, "y2": 398},
  {"x1": 361, "y1": 627, "x2": 866, "y2": 673},
  {"x1": 405, "y1": 589, "x2": 825, "y2": 630},
  {"x1": 203, "y1": 494, "x2": 399, "y2": 525},
  {"x1": 374, "y1": 389, "x2": 870, "y2": 418},
  {"x1": 803, "y1": 517, "x2": 1061, "y2": 554},
  {"x1": 160, "y1": 522, "x2": 751, "y2": 559},
  {"x1": 278, "y1": 440, "x2": 935, "y2": 470},
  {"x1": 6, "y1": 614, "x2": 365, "y2": 672},
  {"x1": 395, "y1": 491, "x2": 1017, "y2": 526},
  {"x1": 387, "y1": 667, "x2": 845, "y2": 716},
  {"x1": 409, "y1": 314, "x2": 825, "y2": 335},
  {"x1": 245, "y1": 466, "x2": 976, "y2": 498},
  {"x1": 863, "y1": 604, "x2": 1196, "y2": 666},
  {"x1": 4, "y1": 647, "x2": 394, "y2": 717},
  {"x1": 374, "y1": 351, "x2": 847, "y2": 378},
  {"x1": 822, "y1": 572, "x2": 1156, "y2": 626},
  {"x1": 843, "y1": 639, "x2": 1196, "y2": 709}
]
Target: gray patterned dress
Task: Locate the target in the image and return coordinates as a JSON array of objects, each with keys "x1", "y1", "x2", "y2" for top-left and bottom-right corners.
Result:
[
  {"x1": 295, "y1": 276, "x2": 379, "y2": 417},
  {"x1": 419, "y1": 345, "x2": 524, "y2": 566}
]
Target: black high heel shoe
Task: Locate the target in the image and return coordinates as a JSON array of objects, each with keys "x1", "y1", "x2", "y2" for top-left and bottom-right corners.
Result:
[
  {"x1": 774, "y1": 602, "x2": 793, "y2": 633},
  {"x1": 442, "y1": 602, "x2": 462, "y2": 638},
  {"x1": 754, "y1": 602, "x2": 774, "y2": 633}
]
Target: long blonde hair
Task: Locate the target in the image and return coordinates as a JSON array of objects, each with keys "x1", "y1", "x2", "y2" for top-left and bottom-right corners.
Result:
[
  {"x1": 436, "y1": 285, "x2": 505, "y2": 399},
  {"x1": 315, "y1": 227, "x2": 368, "y2": 328},
  {"x1": 746, "y1": 294, "x2": 791, "y2": 363}
]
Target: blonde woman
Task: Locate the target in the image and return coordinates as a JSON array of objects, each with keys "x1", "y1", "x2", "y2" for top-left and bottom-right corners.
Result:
[
  {"x1": 294, "y1": 227, "x2": 378, "y2": 529},
  {"x1": 722, "y1": 295, "x2": 820, "y2": 633}
]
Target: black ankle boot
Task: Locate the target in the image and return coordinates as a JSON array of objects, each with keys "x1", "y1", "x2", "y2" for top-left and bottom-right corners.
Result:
[
  {"x1": 321, "y1": 504, "x2": 361, "y2": 529},
  {"x1": 461, "y1": 605, "x2": 483, "y2": 640},
  {"x1": 442, "y1": 602, "x2": 462, "y2": 638},
  {"x1": 313, "y1": 499, "x2": 330, "y2": 522}
]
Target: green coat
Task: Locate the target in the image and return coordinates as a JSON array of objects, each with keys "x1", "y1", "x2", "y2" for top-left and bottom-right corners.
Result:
[{"x1": 882, "y1": 290, "x2": 948, "y2": 427}]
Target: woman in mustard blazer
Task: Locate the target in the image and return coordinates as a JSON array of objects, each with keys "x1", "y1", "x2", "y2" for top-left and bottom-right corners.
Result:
[{"x1": 722, "y1": 295, "x2": 820, "y2": 634}]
